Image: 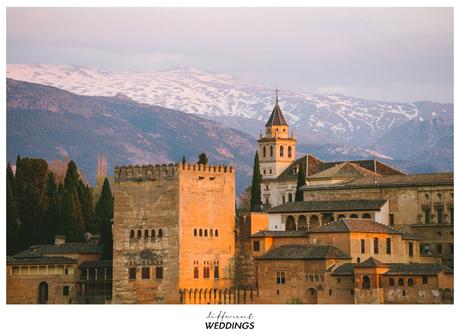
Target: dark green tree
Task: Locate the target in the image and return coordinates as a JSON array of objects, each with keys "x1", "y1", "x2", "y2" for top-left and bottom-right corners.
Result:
[
  {"x1": 182, "y1": 155, "x2": 186, "y2": 164},
  {"x1": 78, "y1": 181, "x2": 95, "y2": 233},
  {"x1": 7, "y1": 170, "x2": 20, "y2": 255},
  {"x1": 250, "y1": 151, "x2": 262, "y2": 212},
  {"x1": 295, "y1": 162, "x2": 306, "y2": 201},
  {"x1": 64, "y1": 160, "x2": 80, "y2": 194},
  {"x1": 60, "y1": 190, "x2": 84, "y2": 242},
  {"x1": 41, "y1": 172, "x2": 60, "y2": 243},
  {"x1": 197, "y1": 152, "x2": 208, "y2": 165},
  {"x1": 96, "y1": 178, "x2": 114, "y2": 259}
]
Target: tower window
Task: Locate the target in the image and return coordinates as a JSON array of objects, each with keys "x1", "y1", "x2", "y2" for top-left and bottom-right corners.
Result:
[
  {"x1": 437, "y1": 208, "x2": 444, "y2": 224},
  {"x1": 288, "y1": 146, "x2": 292, "y2": 158},
  {"x1": 214, "y1": 266, "x2": 219, "y2": 279},
  {"x1": 424, "y1": 208, "x2": 431, "y2": 224},
  {"x1": 263, "y1": 146, "x2": 266, "y2": 158},
  {"x1": 360, "y1": 239, "x2": 365, "y2": 253},
  {"x1": 141, "y1": 267, "x2": 150, "y2": 279},
  {"x1": 129, "y1": 268, "x2": 136, "y2": 280},
  {"x1": 203, "y1": 267, "x2": 210, "y2": 279},
  {"x1": 204, "y1": 229, "x2": 208, "y2": 237},
  {"x1": 156, "y1": 266, "x2": 163, "y2": 280},
  {"x1": 373, "y1": 238, "x2": 379, "y2": 254},
  {"x1": 158, "y1": 229, "x2": 163, "y2": 238},
  {"x1": 130, "y1": 230, "x2": 135, "y2": 239},
  {"x1": 215, "y1": 229, "x2": 218, "y2": 237},
  {"x1": 144, "y1": 230, "x2": 149, "y2": 239},
  {"x1": 199, "y1": 229, "x2": 203, "y2": 237},
  {"x1": 193, "y1": 267, "x2": 199, "y2": 279},
  {"x1": 270, "y1": 146, "x2": 273, "y2": 157},
  {"x1": 386, "y1": 238, "x2": 392, "y2": 254},
  {"x1": 151, "y1": 229, "x2": 156, "y2": 239},
  {"x1": 137, "y1": 230, "x2": 142, "y2": 238},
  {"x1": 408, "y1": 242, "x2": 414, "y2": 257},
  {"x1": 280, "y1": 146, "x2": 284, "y2": 157},
  {"x1": 210, "y1": 229, "x2": 213, "y2": 237},
  {"x1": 193, "y1": 228, "x2": 197, "y2": 236}
]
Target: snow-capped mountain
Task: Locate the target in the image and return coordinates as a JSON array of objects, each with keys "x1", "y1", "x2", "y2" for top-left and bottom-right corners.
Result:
[{"x1": 7, "y1": 64, "x2": 453, "y2": 147}]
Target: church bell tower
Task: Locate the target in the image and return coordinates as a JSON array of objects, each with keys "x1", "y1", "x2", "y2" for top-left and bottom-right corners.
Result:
[{"x1": 258, "y1": 90, "x2": 296, "y2": 179}]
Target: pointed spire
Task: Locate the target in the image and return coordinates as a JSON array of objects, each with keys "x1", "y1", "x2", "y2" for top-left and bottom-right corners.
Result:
[
  {"x1": 265, "y1": 89, "x2": 288, "y2": 127},
  {"x1": 275, "y1": 87, "x2": 279, "y2": 105}
]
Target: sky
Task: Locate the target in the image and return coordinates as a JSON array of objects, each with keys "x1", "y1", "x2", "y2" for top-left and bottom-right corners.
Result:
[{"x1": 6, "y1": 7, "x2": 453, "y2": 103}]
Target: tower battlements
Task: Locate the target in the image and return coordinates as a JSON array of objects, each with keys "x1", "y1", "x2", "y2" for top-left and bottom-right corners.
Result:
[{"x1": 114, "y1": 163, "x2": 234, "y2": 182}]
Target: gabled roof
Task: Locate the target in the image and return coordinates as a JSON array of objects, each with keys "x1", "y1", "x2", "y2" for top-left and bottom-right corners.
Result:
[
  {"x1": 265, "y1": 103, "x2": 288, "y2": 127},
  {"x1": 355, "y1": 257, "x2": 385, "y2": 268},
  {"x1": 267, "y1": 199, "x2": 387, "y2": 213},
  {"x1": 309, "y1": 218, "x2": 404, "y2": 234},
  {"x1": 308, "y1": 161, "x2": 380, "y2": 180},
  {"x1": 257, "y1": 244, "x2": 351, "y2": 260},
  {"x1": 331, "y1": 262, "x2": 453, "y2": 276},
  {"x1": 7, "y1": 256, "x2": 77, "y2": 265},
  {"x1": 13, "y1": 242, "x2": 102, "y2": 258},
  {"x1": 251, "y1": 230, "x2": 309, "y2": 238}
]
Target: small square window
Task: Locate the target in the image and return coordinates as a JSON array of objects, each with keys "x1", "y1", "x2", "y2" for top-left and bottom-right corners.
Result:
[
  {"x1": 253, "y1": 241, "x2": 260, "y2": 252},
  {"x1": 276, "y1": 271, "x2": 286, "y2": 285}
]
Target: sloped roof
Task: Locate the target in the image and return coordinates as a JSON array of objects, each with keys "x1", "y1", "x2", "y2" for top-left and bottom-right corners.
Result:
[
  {"x1": 251, "y1": 230, "x2": 309, "y2": 238},
  {"x1": 7, "y1": 256, "x2": 77, "y2": 265},
  {"x1": 331, "y1": 262, "x2": 452, "y2": 276},
  {"x1": 308, "y1": 161, "x2": 380, "y2": 180},
  {"x1": 309, "y1": 218, "x2": 403, "y2": 234},
  {"x1": 355, "y1": 257, "x2": 386, "y2": 268},
  {"x1": 13, "y1": 242, "x2": 102, "y2": 258},
  {"x1": 267, "y1": 199, "x2": 387, "y2": 213},
  {"x1": 330, "y1": 263, "x2": 356, "y2": 275},
  {"x1": 265, "y1": 103, "x2": 288, "y2": 127},
  {"x1": 80, "y1": 260, "x2": 113, "y2": 268},
  {"x1": 257, "y1": 244, "x2": 351, "y2": 260}
]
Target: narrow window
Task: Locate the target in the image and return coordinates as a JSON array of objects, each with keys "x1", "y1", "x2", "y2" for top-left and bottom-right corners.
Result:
[
  {"x1": 263, "y1": 169, "x2": 266, "y2": 175},
  {"x1": 215, "y1": 229, "x2": 218, "y2": 237},
  {"x1": 362, "y1": 276, "x2": 371, "y2": 289},
  {"x1": 141, "y1": 267, "x2": 150, "y2": 279},
  {"x1": 214, "y1": 266, "x2": 219, "y2": 279},
  {"x1": 422, "y1": 276, "x2": 428, "y2": 284},
  {"x1": 263, "y1": 146, "x2": 266, "y2": 158},
  {"x1": 137, "y1": 230, "x2": 142, "y2": 238},
  {"x1": 288, "y1": 193, "x2": 293, "y2": 202},
  {"x1": 129, "y1": 268, "x2": 136, "y2": 280},
  {"x1": 408, "y1": 278, "x2": 414, "y2": 287},
  {"x1": 204, "y1": 229, "x2": 208, "y2": 237},
  {"x1": 389, "y1": 278, "x2": 395, "y2": 287},
  {"x1": 253, "y1": 241, "x2": 260, "y2": 252},
  {"x1": 193, "y1": 267, "x2": 199, "y2": 279},
  {"x1": 194, "y1": 228, "x2": 197, "y2": 236},
  {"x1": 373, "y1": 237, "x2": 379, "y2": 254},
  {"x1": 158, "y1": 229, "x2": 163, "y2": 238},
  {"x1": 424, "y1": 208, "x2": 431, "y2": 224},
  {"x1": 151, "y1": 229, "x2": 156, "y2": 238},
  {"x1": 130, "y1": 230, "x2": 135, "y2": 239},
  {"x1": 156, "y1": 267, "x2": 163, "y2": 280},
  {"x1": 437, "y1": 244, "x2": 443, "y2": 255},
  {"x1": 389, "y1": 214, "x2": 395, "y2": 226},
  {"x1": 398, "y1": 278, "x2": 404, "y2": 286},
  {"x1": 276, "y1": 271, "x2": 286, "y2": 285},
  {"x1": 386, "y1": 238, "x2": 392, "y2": 255},
  {"x1": 360, "y1": 239, "x2": 365, "y2": 254},
  {"x1": 282, "y1": 196, "x2": 286, "y2": 204},
  {"x1": 408, "y1": 242, "x2": 414, "y2": 257},
  {"x1": 210, "y1": 229, "x2": 213, "y2": 237},
  {"x1": 270, "y1": 146, "x2": 273, "y2": 157},
  {"x1": 203, "y1": 267, "x2": 210, "y2": 279},
  {"x1": 199, "y1": 229, "x2": 203, "y2": 236},
  {"x1": 280, "y1": 146, "x2": 284, "y2": 157},
  {"x1": 144, "y1": 229, "x2": 149, "y2": 239},
  {"x1": 450, "y1": 208, "x2": 454, "y2": 225},
  {"x1": 63, "y1": 286, "x2": 70, "y2": 296},
  {"x1": 288, "y1": 146, "x2": 292, "y2": 158},
  {"x1": 437, "y1": 208, "x2": 444, "y2": 224}
]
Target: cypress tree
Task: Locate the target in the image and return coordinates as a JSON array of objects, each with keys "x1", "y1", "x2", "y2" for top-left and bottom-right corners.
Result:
[
  {"x1": 64, "y1": 160, "x2": 80, "y2": 194},
  {"x1": 197, "y1": 152, "x2": 208, "y2": 165},
  {"x1": 7, "y1": 173, "x2": 20, "y2": 255},
  {"x1": 182, "y1": 155, "x2": 186, "y2": 164},
  {"x1": 96, "y1": 178, "x2": 114, "y2": 259},
  {"x1": 250, "y1": 151, "x2": 262, "y2": 212},
  {"x1": 60, "y1": 190, "x2": 84, "y2": 242},
  {"x1": 78, "y1": 181, "x2": 95, "y2": 233},
  {"x1": 295, "y1": 161, "x2": 306, "y2": 201}
]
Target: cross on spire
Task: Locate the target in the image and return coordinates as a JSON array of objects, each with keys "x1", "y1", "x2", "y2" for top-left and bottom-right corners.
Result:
[{"x1": 275, "y1": 87, "x2": 279, "y2": 104}]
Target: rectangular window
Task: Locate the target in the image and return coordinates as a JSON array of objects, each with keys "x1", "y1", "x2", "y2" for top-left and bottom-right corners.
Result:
[
  {"x1": 275, "y1": 271, "x2": 286, "y2": 285},
  {"x1": 360, "y1": 239, "x2": 365, "y2": 254},
  {"x1": 424, "y1": 209, "x2": 431, "y2": 225},
  {"x1": 63, "y1": 286, "x2": 70, "y2": 296},
  {"x1": 422, "y1": 276, "x2": 428, "y2": 284},
  {"x1": 389, "y1": 214, "x2": 395, "y2": 226},
  {"x1": 193, "y1": 267, "x2": 199, "y2": 279},
  {"x1": 269, "y1": 169, "x2": 272, "y2": 174},
  {"x1": 156, "y1": 266, "x2": 163, "y2": 280},
  {"x1": 451, "y1": 208, "x2": 454, "y2": 225},
  {"x1": 214, "y1": 266, "x2": 219, "y2": 279},
  {"x1": 128, "y1": 268, "x2": 136, "y2": 280},
  {"x1": 450, "y1": 244, "x2": 454, "y2": 255},
  {"x1": 253, "y1": 241, "x2": 260, "y2": 252},
  {"x1": 203, "y1": 266, "x2": 210, "y2": 279},
  {"x1": 437, "y1": 244, "x2": 443, "y2": 255},
  {"x1": 437, "y1": 208, "x2": 444, "y2": 225},
  {"x1": 263, "y1": 169, "x2": 266, "y2": 175},
  {"x1": 386, "y1": 238, "x2": 392, "y2": 255},
  {"x1": 282, "y1": 196, "x2": 286, "y2": 204},
  {"x1": 141, "y1": 267, "x2": 150, "y2": 279},
  {"x1": 408, "y1": 242, "x2": 414, "y2": 257},
  {"x1": 373, "y1": 238, "x2": 379, "y2": 254}
]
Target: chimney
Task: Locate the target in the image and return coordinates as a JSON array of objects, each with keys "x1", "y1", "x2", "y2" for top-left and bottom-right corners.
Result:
[{"x1": 54, "y1": 235, "x2": 65, "y2": 246}]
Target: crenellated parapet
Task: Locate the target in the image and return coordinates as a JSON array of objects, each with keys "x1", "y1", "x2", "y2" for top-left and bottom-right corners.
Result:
[{"x1": 114, "y1": 162, "x2": 234, "y2": 182}]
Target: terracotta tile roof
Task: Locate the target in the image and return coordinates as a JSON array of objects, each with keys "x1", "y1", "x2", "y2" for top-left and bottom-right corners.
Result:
[
  {"x1": 251, "y1": 230, "x2": 309, "y2": 238},
  {"x1": 257, "y1": 244, "x2": 351, "y2": 260},
  {"x1": 330, "y1": 263, "x2": 356, "y2": 275},
  {"x1": 7, "y1": 256, "x2": 77, "y2": 265},
  {"x1": 355, "y1": 257, "x2": 385, "y2": 268},
  {"x1": 308, "y1": 161, "x2": 380, "y2": 180},
  {"x1": 267, "y1": 199, "x2": 387, "y2": 213},
  {"x1": 331, "y1": 262, "x2": 452, "y2": 276},
  {"x1": 13, "y1": 243, "x2": 102, "y2": 258},
  {"x1": 309, "y1": 218, "x2": 403, "y2": 234}
]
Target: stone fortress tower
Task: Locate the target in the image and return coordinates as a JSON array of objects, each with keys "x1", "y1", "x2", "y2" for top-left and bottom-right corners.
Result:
[{"x1": 112, "y1": 163, "x2": 235, "y2": 303}]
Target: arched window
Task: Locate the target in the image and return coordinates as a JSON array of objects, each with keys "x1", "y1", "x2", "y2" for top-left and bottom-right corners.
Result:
[
  {"x1": 38, "y1": 282, "x2": 48, "y2": 304},
  {"x1": 130, "y1": 230, "x2": 135, "y2": 239},
  {"x1": 350, "y1": 214, "x2": 359, "y2": 218},
  {"x1": 288, "y1": 146, "x2": 292, "y2": 158},
  {"x1": 280, "y1": 146, "x2": 284, "y2": 157},
  {"x1": 144, "y1": 230, "x2": 149, "y2": 238},
  {"x1": 210, "y1": 229, "x2": 213, "y2": 237},
  {"x1": 362, "y1": 213, "x2": 371, "y2": 219},
  {"x1": 286, "y1": 215, "x2": 296, "y2": 231},
  {"x1": 194, "y1": 228, "x2": 197, "y2": 236},
  {"x1": 215, "y1": 229, "x2": 219, "y2": 237},
  {"x1": 270, "y1": 146, "x2": 273, "y2": 157},
  {"x1": 263, "y1": 146, "x2": 266, "y2": 158},
  {"x1": 193, "y1": 267, "x2": 199, "y2": 279},
  {"x1": 408, "y1": 278, "x2": 414, "y2": 287},
  {"x1": 158, "y1": 229, "x2": 163, "y2": 238},
  {"x1": 289, "y1": 193, "x2": 293, "y2": 202},
  {"x1": 362, "y1": 276, "x2": 371, "y2": 289},
  {"x1": 337, "y1": 214, "x2": 346, "y2": 220},
  {"x1": 137, "y1": 230, "x2": 142, "y2": 238},
  {"x1": 204, "y1": 229, "x2": 208, "y2": 237},
  {"x1": 199, "y1": 229, "x2": 203, "y2": 237},
  {"x1": 398, "y1": 278, "x2": 404, "y2": 286},
  {"x1": 298, "y1": 215, "x2": 307, "y2": 230},
  {"x1": 151, "y1": 229, "x2": 156, "y2": 239},
  {"x1": 389, "y1": 278, "x2": 395, "y2": 287},
  {"x1": 309, "y1": 215, "x2": 319, "y2": 229}
]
